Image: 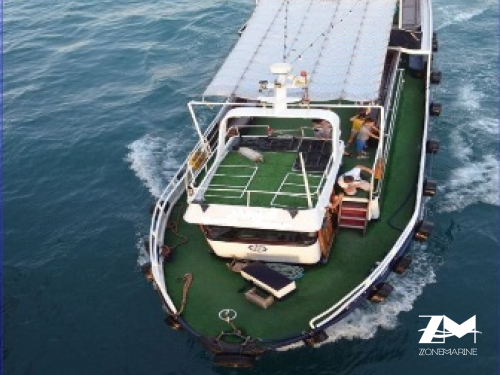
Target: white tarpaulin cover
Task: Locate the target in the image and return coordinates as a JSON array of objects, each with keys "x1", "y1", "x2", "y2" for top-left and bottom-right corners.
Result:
[{"x1": 203, "y1": 0, "x2": 398, "y2": 102}]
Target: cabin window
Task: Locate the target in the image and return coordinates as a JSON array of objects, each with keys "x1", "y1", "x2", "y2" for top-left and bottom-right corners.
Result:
[{"x1": 202, "y1": 225, "x2": 317, "y2": 246}]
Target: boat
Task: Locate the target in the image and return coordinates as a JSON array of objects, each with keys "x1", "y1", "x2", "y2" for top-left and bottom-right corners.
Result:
[{"x1": 142, "y1": 0, "x2": 442, "y2": 367}]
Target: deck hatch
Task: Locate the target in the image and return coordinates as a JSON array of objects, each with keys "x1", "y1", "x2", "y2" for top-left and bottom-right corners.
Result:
[
  {"x1": 292, "y1": 139, "x2": 332, "y2": 173},
  {"x1": 240, "y1": 262, "x2": 296, "y2": 299}
]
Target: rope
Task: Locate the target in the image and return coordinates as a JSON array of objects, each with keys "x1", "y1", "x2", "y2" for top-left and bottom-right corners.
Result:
[
  {"x1": 289, "y1": 0, "x2": 364, "y2": 63},
  {"x1": 267, "y1": 263, "x2": 304, "y2": 280},
  {"x1": 387, "y1": 186, "x2": 415, "y2": 232},
  {"x1": 226, "y1": 319, "x2": 241, "y2": 334},
  {"x1": 165, "y1": 205, "x2": 189, "y2": 252},
  {"x1": 174, "y1": 273, "x2": 193, "y2": 317},
  {"x1": 387, "y1": 168, "x2": 419, "y2": 232},
  {"x1": 217, "y1": 309, "x2": 243, "y2": 335}
]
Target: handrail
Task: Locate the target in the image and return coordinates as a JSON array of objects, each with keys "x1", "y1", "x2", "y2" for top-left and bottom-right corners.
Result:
[
  {"x1": 309, "y1": 282, "x2": 368, "y2": 328},
  {"x1": 192, "y1": 153, "x2": 335, "y2": 208},
  {"x1": 310, "y1": 50, "x2": 434, "y2": 328},
  {"x1": 314, "y1": 152, "x2": 335, "y2": 198},
  {"x1": 310, "y1": 173, "x2": 424, "y2": 328},
  {"x1": 374, "y1": 68, "x2": 405, "y2": 197},
  {"x1": 227, "y1": 124, "x2": 271, "y2": 137},
  {"x1": 148, "y1": 99, "x2": 234, "y2": 314},
  {"x1": 309, "y1": 172, "x2": 423, "y2": 328},
  {"x1": 383, "y1": 52, "x2": 403, "y2": 119},
  {"x1": 370, "y1": 50, "x2": 403, "y2": 198},
  {"x1": 199, "y1": 187, "x2": 320, "y2": 205},
  {"x1": 148, "y1": 99, "x2": 390, "y2": 315},
  {"x1": 191, "y1": 129, "x2": 337, "y2": 206},
  {"x1": 191, "y1": 100, "x2": 381, "y2": 112}
]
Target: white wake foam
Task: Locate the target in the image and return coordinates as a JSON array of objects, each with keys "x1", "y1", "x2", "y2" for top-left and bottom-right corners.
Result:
[
  {"x1": 126, "y1": 134, "x2": 185, "y2": 198},
  {"x1": 279, "y1": 244, "x2": 437, "y2": 351},
  {"x1": 457, "y1": 84, "x2": 485, "y2": 112},
  {"x1": 434, "y1": 1, "x2": 496, "y2": 31},
  {"x1": 447, "y1": 115, "x2": 497, "y2": 165},
  {"x1": 437, "y1": 155, "x2": 498, "y2": 213},
  {"x1": 136, "y1": 236, "x2": 150, "y2": 267},
  {"x1": 435, "y1": 78, "x2": 498, "y2": 212}
]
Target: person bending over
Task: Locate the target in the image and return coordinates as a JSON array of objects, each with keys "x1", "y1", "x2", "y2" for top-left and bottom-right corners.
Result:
[{"x1": 337, "y1": 165, "x2": 374, "y2": 196}]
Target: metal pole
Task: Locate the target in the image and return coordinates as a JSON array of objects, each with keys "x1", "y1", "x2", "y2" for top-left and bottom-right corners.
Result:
[
  {"x1": 398, "y1": 0, "x2": 402, "y2": 29},
  {"x1": 187, "y1": 102, "x2": 210, "y2": 154},
  {"x1": 299, "y1": 152, "x2": 313, "y2": 208}
]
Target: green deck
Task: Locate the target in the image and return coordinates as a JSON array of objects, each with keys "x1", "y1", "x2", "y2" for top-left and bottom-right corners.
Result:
[{"x1": 161, "y1": 70, "x2": 425, "y2": 341}]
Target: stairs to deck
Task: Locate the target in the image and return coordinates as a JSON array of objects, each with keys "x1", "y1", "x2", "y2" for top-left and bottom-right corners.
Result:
[{"x1": 338, "y1": 198, "x2": 369, "y2": 234}]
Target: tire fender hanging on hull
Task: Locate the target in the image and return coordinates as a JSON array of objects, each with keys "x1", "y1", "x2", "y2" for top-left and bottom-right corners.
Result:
[
  {"x1": 368, "y1": 282, "x2": 394, "y2": 303},
  {"x1": 213, "y1": 354, "x2": 256, "y2": 368},
  {"x1": 392, "y1": 255, "x2": 412, "y2": 274},
  {"x1": 414, "y1": 220, "x2": 434, "y2": 241},
  {"x1": 303, "y1": 330, "x2": 329, "y2": 347}
]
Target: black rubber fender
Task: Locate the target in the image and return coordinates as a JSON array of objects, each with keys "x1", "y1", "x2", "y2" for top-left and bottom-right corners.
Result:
[
  {"x1": 368, "y1": 282, "x2": 394, "y2": 303},
  {"x1": 213, "y1": 353, "x2": 256, "y2": 368}
]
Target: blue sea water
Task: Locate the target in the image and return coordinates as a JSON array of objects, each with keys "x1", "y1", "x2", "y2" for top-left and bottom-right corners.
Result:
[{"x1": 3, "y1": 0, "x2": 498, "y2": 374}]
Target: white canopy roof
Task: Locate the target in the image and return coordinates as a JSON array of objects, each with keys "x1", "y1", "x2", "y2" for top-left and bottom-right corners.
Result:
[{"x1": 204, "y1": 0, "x2": 398, "y2": 102}]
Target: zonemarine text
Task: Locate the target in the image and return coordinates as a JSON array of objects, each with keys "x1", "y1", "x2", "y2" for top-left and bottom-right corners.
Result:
[{"x1": 419, "y1": 348, "x2": 477, "y2": 356}]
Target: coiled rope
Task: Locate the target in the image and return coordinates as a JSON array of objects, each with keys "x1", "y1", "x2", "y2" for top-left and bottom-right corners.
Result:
[
  {"x1": 174, "y1": 273, "x2": 193, "y2": 317},
  {"x1": 161, "y1": 205, "x2": 189, "y2": 259}
]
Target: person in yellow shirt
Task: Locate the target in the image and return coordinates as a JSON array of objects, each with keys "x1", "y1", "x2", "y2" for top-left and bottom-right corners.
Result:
[{"x1": 347, "y1": 110, "x2": 367, "y2": 146}]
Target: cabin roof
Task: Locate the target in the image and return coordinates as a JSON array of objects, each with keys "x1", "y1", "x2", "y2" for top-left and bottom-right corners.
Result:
[
  {"x1": 184, "y1": 107, "x2": 344, "y2": 231},
  {"x1": 203, "y1": 0, "x2": 398, "y2": 102}
]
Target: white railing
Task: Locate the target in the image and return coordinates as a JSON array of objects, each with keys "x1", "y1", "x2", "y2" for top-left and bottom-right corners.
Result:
[
  {"x1": 309, "y1": 185, "x2": 423, "y2": 328},
  {"x1": 147, "y1": 100, "x2": 388, "y2": 315},
  {"x1": 189, "y1": 122, "x2": 338, "y2": 205},
  {"x1": 310, "y1": 50, "x2": 435, "y2": 329},
  {"x1": 147, "y1": 99, "x2": 338, "y2": 312},
  {"x1": 201, "y1": 187, "x2": 320, "y2": 207},
  {"x1": 148, "y1": 100, "x2": 233, "y2": 313},
  {"x1": 373, "y1": 68, "x2": 406, "y2": 197}
]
